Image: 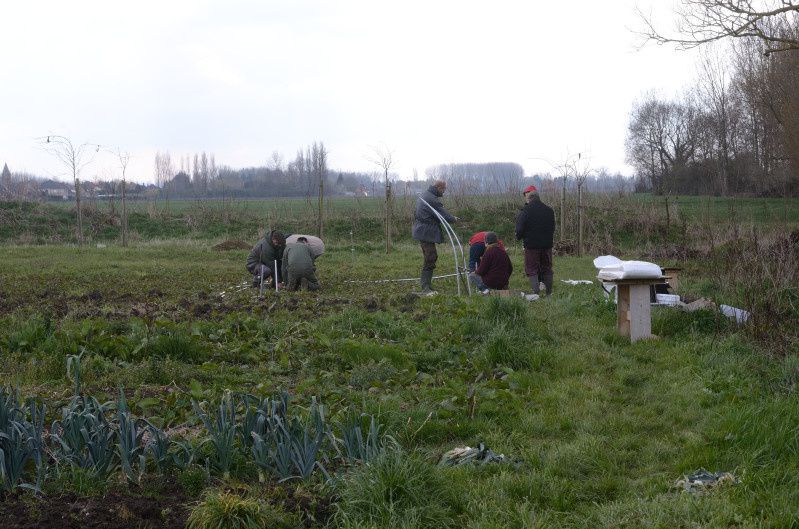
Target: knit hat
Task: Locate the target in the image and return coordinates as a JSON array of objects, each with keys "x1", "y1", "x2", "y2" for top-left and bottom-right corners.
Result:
[
  {"x1": 522, "y1": 185, "x2": 538, "y2": 194},
  {"x1": 484, "y1": 231, "x2": 498, "y2": 245}
]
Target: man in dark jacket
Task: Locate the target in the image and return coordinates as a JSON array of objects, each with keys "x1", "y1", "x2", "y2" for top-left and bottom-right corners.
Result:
[
  {"x1": 515, "y1": 185, "x2": 555, "y2": 295},
  {"x1": 246, "y1": 230, "x2": 286, "y2": 287},
  {"x1": 412, "y1": 180, "x2": 458, "y2": 293},
  {"x1": 469, "y1": 231, "x2": 512, "y2": 293},
  {"x1": 281, "y1": 237, "x2": 320, "y2": 291}
]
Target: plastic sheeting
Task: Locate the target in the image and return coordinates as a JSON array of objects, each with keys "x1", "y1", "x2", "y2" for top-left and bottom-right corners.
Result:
[
  {"x1": 594, "y1": 255, "x2": 662, "y2": 281},
  {"x1": 285, "y1": 234, "x2": 325, "y2": 259}
]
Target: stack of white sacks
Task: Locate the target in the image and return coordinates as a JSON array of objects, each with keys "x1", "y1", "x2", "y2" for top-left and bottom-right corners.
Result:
[{"x1": 594, "y1": 255, "x2": 664, "y2": 304}]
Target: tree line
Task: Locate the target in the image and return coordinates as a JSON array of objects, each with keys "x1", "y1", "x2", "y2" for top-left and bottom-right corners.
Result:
[{"x1": 630, "y1": 3, "x2": 799, "y2": 196}]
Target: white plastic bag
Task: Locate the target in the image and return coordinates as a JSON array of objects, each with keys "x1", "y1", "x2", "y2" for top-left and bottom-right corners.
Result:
[
  {"x1": 594, "y1": 255, "x2": 662, "y2": 280},
  {"x1": 286, "y1": 234, "x2": 325, "y2": 259}
]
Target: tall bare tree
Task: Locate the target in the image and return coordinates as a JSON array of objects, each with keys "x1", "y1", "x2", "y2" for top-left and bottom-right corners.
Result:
[
  {"x1": 568, "y1": 153, "x2": 593, "y2": 257},
  {"x1": 369, "y1": 145, "x2": 396, "y2": 253},
  {"x1": 312, "y1": 142, "x2": 328, "y2": 238},
  {"x1": 114, "y1": 148, "x2": 131, "y2": 247},
  {"x1": 154, "y1": 151, "x2": 174, "y2": 211},
  {"x1": 38, "y1": 135, "x2": 100, "y2": 244},
  {"x1": 638, "y1": 0, "x2": 799, "y2": 55}
]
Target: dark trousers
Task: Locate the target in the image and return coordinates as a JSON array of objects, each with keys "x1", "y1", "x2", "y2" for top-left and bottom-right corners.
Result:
[
  {"x1": 420, "y1": 242, "x2": 438, "y2": 271},
  {"x1": 286, "y1": 268, "x2": 320, "y2": 291},
  {"x1": 524, "y1": 248, "x2": 553, "y2": 277},
  {"x1": 250, "y1": 263, "x2": 281, "y2": 283}
]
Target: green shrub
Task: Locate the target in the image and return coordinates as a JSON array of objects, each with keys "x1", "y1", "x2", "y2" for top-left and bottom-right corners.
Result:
[
  {"x1": 323, "y1": 308, "x2": 411, "y2": 341},
  {"x1": 483, "y1": 297, "x2": 529, "y2": 326},
  {"x1": 186, "y1": 490, "x2": 296, "y2": 529},
  {"x1": 5, "y1": 316, "x2": 54, "y2": 353},
  {"x1": 652, "y1": 308, "x2": 731, "y2": 337},
  {"x1": 144, "y1": 333, "x2": 205, "y2": 363},
  {"x1": 336, "y1": 339, "x2": 410, "y2": 369},
  {"x1": 46, "y1": 466, "x2": 107, "y2": 496},
  {"x1": 334, "y1": 450, "x2": 457, "y2": 528},
  {"x1": 177, "y1": 466, "x2": 209, "y2": 498},
  {"x1": 349, "y1": 359, "x2": 400, "y2": 389},
  {"x1": 482, "y1": 325, "x2": 550, "y2": 371}
]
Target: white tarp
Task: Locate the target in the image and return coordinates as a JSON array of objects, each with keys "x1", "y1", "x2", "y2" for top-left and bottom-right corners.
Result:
[
  {"x1": 286, "y1": 234, "x2": 325, "y2": 259},
  {"x1": 593, "y1": 255, "x2": 662, "y2": 281}
]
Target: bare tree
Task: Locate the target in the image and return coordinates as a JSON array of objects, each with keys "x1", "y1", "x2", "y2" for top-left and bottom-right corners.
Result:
[
  {"x1": 567, "y1": 153, "x2": 593, "y2": 257},
  {"x1": 113, "y1": 148, "x2": 131, "y2": 247},
  {"x1": 267, "y1": 151, "x2": 284, "y2": 171},
  {"x1": 696, "y1": 47, "x2": 736, "y2": 194},
  {"x1": 38, "y1": 135, "x2": 100, "y2": 244},
  {"x1": 638, "y1": 0, "x2": 799, "y2": 55},
  {"x1": 154, "y1": 151, "x2": 174, "y2": 211},
  {"x1": 626, "y1": 93, "x2": 700, "y2": 194},
  {"x1": 368, "y1": 144, "x2": 396, "y2": 253},
  {"x1": 311, "y1": 142, "x2": 328, "y2": 238}
]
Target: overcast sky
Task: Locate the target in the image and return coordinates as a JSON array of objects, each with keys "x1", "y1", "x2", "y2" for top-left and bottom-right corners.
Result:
[{"x1": 0, "y1": 0, "x2": 699, "y2": 183}]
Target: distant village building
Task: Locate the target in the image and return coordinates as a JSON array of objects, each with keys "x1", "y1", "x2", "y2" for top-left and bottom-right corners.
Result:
[{"x1": 40, "y1": 180, "x2": 73, "y2": 200}]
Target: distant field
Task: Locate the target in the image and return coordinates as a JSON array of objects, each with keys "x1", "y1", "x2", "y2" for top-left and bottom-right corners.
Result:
[
  {"x1": 6, "y1": 193, "x2": 797, "y2": 248},
  {"x1": 49, "y1": 193, "x2": 799, "y2": 226},
  {"x1": 48, "y1": 195, "x2": 400, "y2": 216},
  {"x1": 629, "y1": 194, "x2": 799, "y2": 225}
]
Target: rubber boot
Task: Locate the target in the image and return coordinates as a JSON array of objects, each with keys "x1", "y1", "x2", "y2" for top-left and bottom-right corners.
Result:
[
  {"x1": 542, "y1": 273, "x2": 554, "y2": 297},
  {"x1": 528, "y1": 275, "x2": 540, "y2": 295},
  {"x1": 420, "y1": 270, "x2": 434, "y2": 292}
]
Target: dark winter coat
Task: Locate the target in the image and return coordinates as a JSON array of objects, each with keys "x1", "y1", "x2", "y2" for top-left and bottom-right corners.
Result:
[
  {"x1": 515, "y1": 199, "x2": 555, "y2": 250},
  {"x1": 246, "y1": 230, "x2": 285, "y2": 274},
  {"x1": 412, "y1": 186, "x2": 456, "y2": 244},
  {"x1": 475, "y1": 245, "x2": 513, "y2": 289},
  {"x1": 281, "y1": 242, "x2": 315, "y2": 281}
]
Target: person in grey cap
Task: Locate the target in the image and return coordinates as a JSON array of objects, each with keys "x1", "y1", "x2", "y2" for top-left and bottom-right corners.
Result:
[
  {"x1": 411, "y1": 180, "x2": 458, "y2": 294},
  {"x1": 469, "y1": 231, "x2": 513, "y2": 294}
]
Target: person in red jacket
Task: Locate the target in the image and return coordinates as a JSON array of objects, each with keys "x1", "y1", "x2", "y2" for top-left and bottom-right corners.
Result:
[
  {"x1": 469, "y1": 231, "x2": 513, "y2": 294},
  {"x1": 468, "y1": 231, "x2": 506, "y2": 272}
]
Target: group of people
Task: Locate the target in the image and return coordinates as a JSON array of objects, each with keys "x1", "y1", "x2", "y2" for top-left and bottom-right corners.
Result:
[
  {"x1": 246, "y1": 179, "x2": 555, "y2": 297},
  {"x1": 411, "y1": 180, "x2": 555, "y2": 296},
  {"x1": 246, "y1": 231, "x2": 323, "y2": 291}
]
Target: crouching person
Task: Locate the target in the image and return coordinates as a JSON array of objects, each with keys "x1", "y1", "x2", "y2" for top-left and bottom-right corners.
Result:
[
  {"x1": 469, "y1": 231, "x2": 512, "y2": 294},
  {"x1": 246, "y1": 230, "x2": 286, "y2": 287},
  {"x1": 282, "y1": 237, "x2": 321, "y2": 291}
]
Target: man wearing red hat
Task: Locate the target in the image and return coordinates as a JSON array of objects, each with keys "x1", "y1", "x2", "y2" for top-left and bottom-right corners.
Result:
[{"x1": 515, "y1": 185, "x2": 555, "y2": 296}]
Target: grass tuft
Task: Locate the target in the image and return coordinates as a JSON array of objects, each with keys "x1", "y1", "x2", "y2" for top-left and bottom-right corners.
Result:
[
  {"x1": 334, "y1": 450, "x2": 458, "y2": 528},
  {"x1": 186, "y1": 490, "x2": 296, "y2": 529}
]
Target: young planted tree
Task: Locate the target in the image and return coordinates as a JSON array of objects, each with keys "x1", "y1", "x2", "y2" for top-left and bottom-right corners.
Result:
[
  {"x1": 38, "y1": 135, "x2": 100, "y2": 245},
  {"x1": 312, "y1": 142, "x2": 328, "y2": 238},
  {"x1": 369, "y1": 145, "x2": 395, "y2": 253},
  {"x1": 569, "y1": 153, "x2": 593, "y2": 257},
  {"x1": 154, "y1": 151, "x2": 174, "y2": 212},
  {"x1": 114, "y1": 149, "x2": 131, "y2": 247}
]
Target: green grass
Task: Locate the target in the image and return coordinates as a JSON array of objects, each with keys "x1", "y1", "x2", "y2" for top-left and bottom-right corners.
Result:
[{"x1": 0, "y1": 241, "x2": 798, "y2": 527}]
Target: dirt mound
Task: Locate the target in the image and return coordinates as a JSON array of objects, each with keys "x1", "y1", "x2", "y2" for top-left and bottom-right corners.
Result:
[
  {"x1": 0, "y1": 485, "x2": 189, "y2": 529},
  {"x1": 212, "y1": 239, "x2": 251, "y2": 251}
]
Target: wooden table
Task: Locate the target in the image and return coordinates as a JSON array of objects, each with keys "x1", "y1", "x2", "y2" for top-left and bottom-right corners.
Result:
[{"x1": 601, "y1": 277, "x2": 666, "y2": 342}]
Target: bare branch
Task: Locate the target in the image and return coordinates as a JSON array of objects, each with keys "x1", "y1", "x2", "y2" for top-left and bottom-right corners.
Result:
[{"x1": 637, "y1": 0, "x2": 799, "y2": 54}]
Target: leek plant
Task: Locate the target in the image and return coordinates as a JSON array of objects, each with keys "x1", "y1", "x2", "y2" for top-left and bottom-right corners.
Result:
[{"x1": 192, "y1": 391, "x2": 237, "y2": 479}]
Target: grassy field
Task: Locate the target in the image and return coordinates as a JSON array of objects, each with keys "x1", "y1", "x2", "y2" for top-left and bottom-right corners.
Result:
[
  {"x1": 1, "y1": 240, "x2": 798, "y2": 527},
  {"x1": 47, "y1": 193, "x2": 799, "y2": 224}
]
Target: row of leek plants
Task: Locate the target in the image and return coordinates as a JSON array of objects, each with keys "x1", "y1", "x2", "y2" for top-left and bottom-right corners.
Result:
[{"x1": 0, "y1": 386, "x2": 391, "y2": 493}]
